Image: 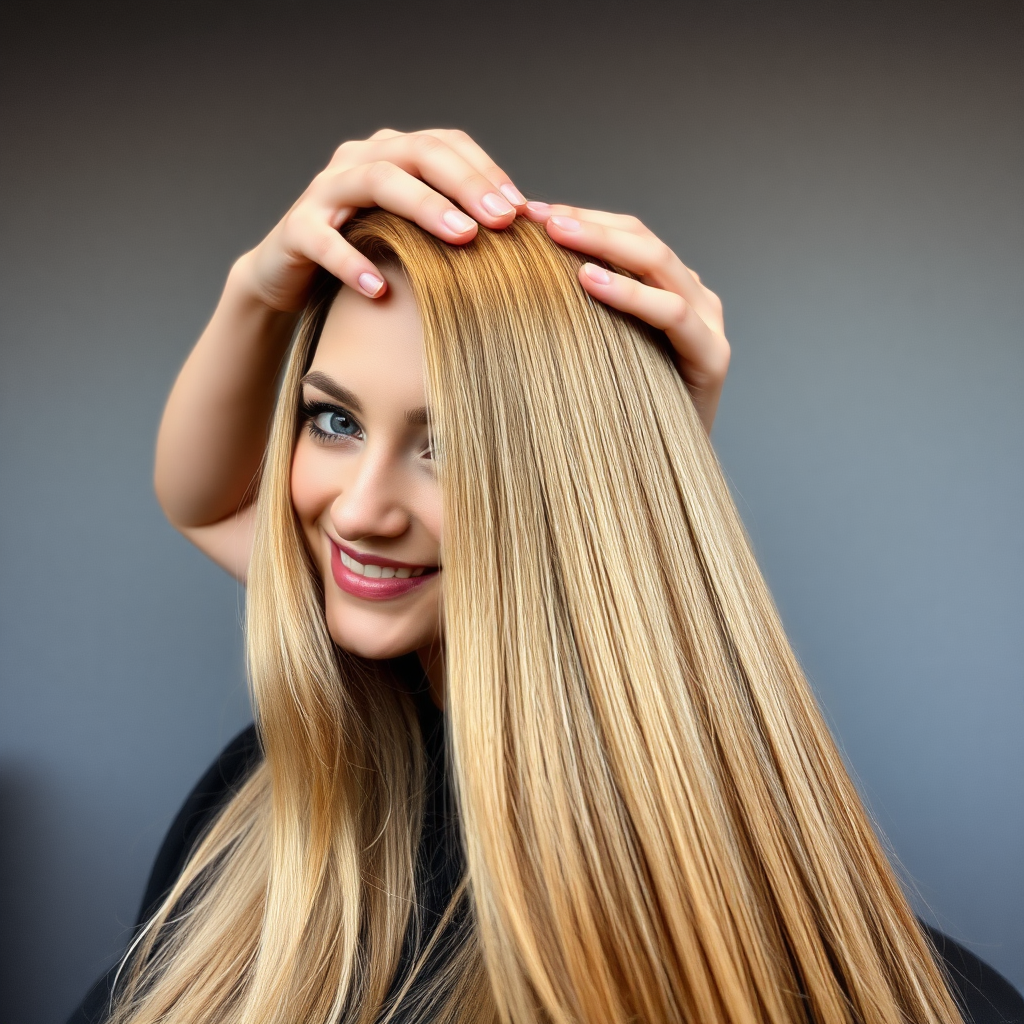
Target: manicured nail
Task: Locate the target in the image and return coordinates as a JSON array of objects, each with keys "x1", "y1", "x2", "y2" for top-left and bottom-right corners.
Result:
[
  {"x1": 550, "y1": 215, "x2": 581, "y2": 232},
  {"x1": 442, "y1": 209, "x2": 477, "y2": 234},
  {"x1": 499, "y1": 182, "x2": 527, "y2": 206},
  {"x1": 358, "y1": 272, "x2": 384, "y2": 296},
  {"x1": 583, "y1": 263, "x2": 611, "y2": 284},
  {"x1": 481, "y1": 192, "x2": 515, "y2": 217},
  {"x1": 526, "y1": 201, "x2": 551, "y2": 216}
]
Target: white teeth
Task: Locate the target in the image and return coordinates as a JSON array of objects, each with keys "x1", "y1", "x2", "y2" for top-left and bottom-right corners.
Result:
[
  {"x1": 339, "y1": 547, "x2": 430, "y2": 581},
  {"x1": 340, "y1": 551, "x2": 362, "y2": 575}
]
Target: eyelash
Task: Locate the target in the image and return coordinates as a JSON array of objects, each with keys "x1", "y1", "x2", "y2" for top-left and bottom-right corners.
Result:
[
  {"x1": 300, "y1": 400, "x2": 363, "y2": 445},
  {"x1": 299, "y1": 399, "x2": 433, "y2": 460}
]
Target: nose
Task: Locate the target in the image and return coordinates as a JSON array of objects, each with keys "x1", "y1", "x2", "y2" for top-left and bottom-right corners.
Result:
[{"x1": 330, "y1": 447, "x2": 411, "y2": 542}]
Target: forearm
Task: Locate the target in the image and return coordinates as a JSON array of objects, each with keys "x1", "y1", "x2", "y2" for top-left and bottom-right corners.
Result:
[{"x1": 154, "y1": 253, "x2": 299, "y2": 529}]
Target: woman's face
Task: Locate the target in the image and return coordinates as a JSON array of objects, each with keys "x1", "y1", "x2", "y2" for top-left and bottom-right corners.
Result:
[{"x1": 290, "y1": 268, "x2": 442, "y2": 662}]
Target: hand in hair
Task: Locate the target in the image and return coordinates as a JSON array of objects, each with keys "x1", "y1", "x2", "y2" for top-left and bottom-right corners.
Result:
[
  {"x1": 524, "y1": 203, "x2": 730, "y2": 434},
  {"x1": 236, "y1": 128, "x2": 527, "y2": 311},
  {"x1": 154, "y1": 128, "x2": 526, "y2": 573}
]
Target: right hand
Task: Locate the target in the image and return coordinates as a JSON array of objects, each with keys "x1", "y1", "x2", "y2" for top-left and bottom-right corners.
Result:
[{"x1": 237, "y1": 128, "x2": 527, "y2": 312}]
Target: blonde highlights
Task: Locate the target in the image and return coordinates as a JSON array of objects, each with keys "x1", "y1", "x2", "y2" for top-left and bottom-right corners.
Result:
[{"x1": 110, "y1": 211, "x2": 962, "y2": 1024}]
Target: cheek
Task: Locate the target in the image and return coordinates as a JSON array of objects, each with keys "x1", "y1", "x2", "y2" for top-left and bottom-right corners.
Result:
[
  {"x1": 290, "y1": 440, "x2": 337, "y2": 539},
  {"x1": 409, "y1": 480, "x2": 444, "y2": 550}
]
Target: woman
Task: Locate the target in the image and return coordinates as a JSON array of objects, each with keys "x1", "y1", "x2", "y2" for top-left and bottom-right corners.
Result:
[{"x1": 71, "y1": 129, "x2": 1021, "y2": 1023}]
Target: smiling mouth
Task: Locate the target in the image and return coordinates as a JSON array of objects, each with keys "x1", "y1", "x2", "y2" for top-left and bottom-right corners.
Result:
[
  {"x1": 330, "y1": 540, "x2": 439, "y2": 602},
  {"x1": 337, "y1": 547, "x2": 437, "y2": 580}
]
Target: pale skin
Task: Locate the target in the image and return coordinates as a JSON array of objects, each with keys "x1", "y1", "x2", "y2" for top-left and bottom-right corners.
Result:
[{"x1": 154, "y1": 128, "x2": 731, "y2": 707}]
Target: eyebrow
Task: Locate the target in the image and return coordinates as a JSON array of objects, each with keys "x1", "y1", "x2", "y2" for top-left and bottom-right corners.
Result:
[
  {"x1": 301, "y1": 372, "x2": 363, "y2": 412},
  {"x1": 301, "y1": 371, "x2": 430, "y2": 426}
]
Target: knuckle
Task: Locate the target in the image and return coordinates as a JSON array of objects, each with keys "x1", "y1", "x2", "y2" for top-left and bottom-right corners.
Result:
[
  {"x1": 708, "y1": 339, "x2": 732, "y2": 377},
  {"x1": 336, "y1": 248, "x2": 364, "y2": 276},
  {"x1": 416, "y1": 189, "x2": 443, "y2": 217},
  {"x1": 623, "y1": 214, "x2": 645, "y2": 232},
  {"x1": 369, "y1": 127, "x2": 399, "y2": 140},
  {"x1": 650, "y1": 241, "x2": 676, "y2": 273},
  {"x1": 412, "y1": 133, "x2": 446, "y2": 158},
  {"x1": 670, "y1": 295, "x2": 690, "y2": 327},
  {"x1": 365, "y1": 160, "x2": 399, "y2": 187},
  {"x1": 309, "y1": 230, "x2": 338, "y2": 263},
  {"x1": 457, "y1": 168, "x2": 482, "y2": 191},
  {"x1": 306, "y1": 170, "x2": 335, "y2": 199}
]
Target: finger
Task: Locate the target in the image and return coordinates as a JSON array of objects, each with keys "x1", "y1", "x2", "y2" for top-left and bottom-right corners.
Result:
[
  {"x1": 336, "y1": 133, "x2": 519, "y2": 227},
  {"x1": 579, "y1": 263, "x2": 729, "y2": 431},
  {"x1": 530, "y1": 204, "x2": 714, "y2": 315},
  {"x1": 413, "y1": 128, "x2": 526, "y2": 208},
  {"x1": 524, "y1": 201, "x2": 647, "y2": 233},
  {"x1": 353, "y1": 129, "x2": 522, "y2": 203},
  {"x1": 381, "y1": 132, "x2": 518, "y2": 223},
  {"x1": 289, "y1": 217, "x2": 390, "y2": 298},
  {"x1": 312, "y1": 161, "x2": 483, "y2": 244},
  {"x1": 285, "y1": 156, "x2": 489, "y2": 292},
  {"x1": 546, "y1": 215, "x2": 718, "y2": 327}
]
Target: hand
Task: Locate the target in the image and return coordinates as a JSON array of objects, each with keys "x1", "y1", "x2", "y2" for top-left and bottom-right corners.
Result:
[
  {"x1": 523, "y1": 203, "x2": 730, "y2": 434},
  {"x1": 237, "y1": 128, "x2": 527, "y2": 312}
]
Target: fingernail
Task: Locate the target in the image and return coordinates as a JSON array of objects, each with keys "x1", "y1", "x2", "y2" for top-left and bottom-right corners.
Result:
[
  {"x1": 442, "y1": 209, "x2": 477, "y2": 234},
  {"x1": 481, "y1": 192, "x2": 515, "y2": 217},
  {"x1": 358, "y1": 272, "x2": 384, "y2": 296},
  {"x1": 499, "y1": 182, "x2": 527, "y2": 206},
  {"x1": 583, "y1": 263, "x2": 611, "y2": 284},
  {"x1": 526, "y1": 201, "x2": 551, "y2": 216},
  {"x1": 550, "y1": 215, "x2": 581, "y2": 232}
]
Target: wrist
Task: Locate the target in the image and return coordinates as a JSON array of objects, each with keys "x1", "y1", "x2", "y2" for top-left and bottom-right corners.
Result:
[{"x1": 221, "y1": 253, "x2": 301, "y2": 335}]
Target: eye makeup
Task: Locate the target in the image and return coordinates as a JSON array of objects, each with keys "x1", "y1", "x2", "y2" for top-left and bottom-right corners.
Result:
[
  {"x1": 300, "y1": 399, "x2": 364, "y2": 444},
  {"x1": 298, "y1": 393, "x2": 434, "y2": 461}
]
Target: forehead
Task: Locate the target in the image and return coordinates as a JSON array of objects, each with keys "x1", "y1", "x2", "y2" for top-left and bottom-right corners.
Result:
[{"x1": 308, "y1": 270, "x2": 425, "y2": 398}]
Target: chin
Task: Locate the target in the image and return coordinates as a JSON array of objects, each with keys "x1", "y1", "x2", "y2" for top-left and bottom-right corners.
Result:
[
  {"x1": 324, "y1": 599, "x2": 438, "y2": 663},
  {"x1": 331, "y1": 632, "x2": 419, "y2": 661}
]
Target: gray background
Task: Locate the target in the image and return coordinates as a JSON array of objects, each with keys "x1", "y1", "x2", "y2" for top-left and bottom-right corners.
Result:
[{"x1": 1, "y1": 1, "x2": 1020, "y2": 1019}]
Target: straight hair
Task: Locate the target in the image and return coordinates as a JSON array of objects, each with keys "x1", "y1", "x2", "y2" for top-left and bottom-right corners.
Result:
[{"x1": 108, "y1": 211, "x2": 963, "y2": 1024}]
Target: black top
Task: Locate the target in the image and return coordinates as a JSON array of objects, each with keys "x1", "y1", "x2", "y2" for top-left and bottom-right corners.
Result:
[{"x1": 69, "y1": 687, "x2": 1023, "y2": 1024}]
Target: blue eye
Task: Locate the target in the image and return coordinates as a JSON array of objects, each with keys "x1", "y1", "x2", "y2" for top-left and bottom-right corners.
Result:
[
  {"x1": 301, "y1": 399, "x2": 363, "y2": 443},
  {"x1": 315, "y1": 410, "x2": 359, "y2": 437}
]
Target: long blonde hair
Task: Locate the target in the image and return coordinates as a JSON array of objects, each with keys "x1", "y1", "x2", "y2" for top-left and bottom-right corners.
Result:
[{"x1": 110, "y1": 211, "x2": 963, "y2": 1024}]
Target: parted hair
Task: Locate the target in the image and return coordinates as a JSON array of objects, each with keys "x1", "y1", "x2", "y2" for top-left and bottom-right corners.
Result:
[{"x1": 108, "y1": 211, "x2": 963, "y2": 1024}]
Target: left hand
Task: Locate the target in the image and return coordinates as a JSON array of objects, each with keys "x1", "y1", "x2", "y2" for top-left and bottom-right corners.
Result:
[{"x1": 523, "y1": 202, "x2": 730, "y2": 434}]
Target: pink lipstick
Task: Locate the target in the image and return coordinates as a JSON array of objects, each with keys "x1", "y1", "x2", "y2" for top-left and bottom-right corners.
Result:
[{"x1": 329, "y1": 539, "x2": 439, "y2": 602}]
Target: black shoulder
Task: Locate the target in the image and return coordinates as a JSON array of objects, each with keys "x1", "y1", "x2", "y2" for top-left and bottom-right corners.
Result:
[
  {"x1": 136, "y1": 723, "x2": 262, "y2": 924},
  {"x1": 923, "y1": 924, "x2": 1024, "y2": 1024}
]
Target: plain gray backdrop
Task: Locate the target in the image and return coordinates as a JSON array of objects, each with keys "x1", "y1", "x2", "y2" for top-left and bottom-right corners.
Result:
[{"x1": 1, "y1": 1, "x2": 1020, "y2": 1019}]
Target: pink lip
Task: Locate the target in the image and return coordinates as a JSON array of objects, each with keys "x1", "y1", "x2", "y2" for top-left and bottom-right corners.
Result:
[
  {"x1": 330, "y1": 541, "x2": 439, "y2": 602},
  {"x1": 335, "y1": 539, "x2": 435, "y2": 570}
]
